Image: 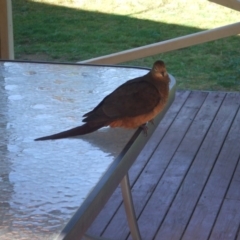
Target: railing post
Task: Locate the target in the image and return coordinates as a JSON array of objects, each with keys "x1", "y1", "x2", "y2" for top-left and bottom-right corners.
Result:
[{"x1": 0, "y1": 0, "x2": 14, "y2": 59}]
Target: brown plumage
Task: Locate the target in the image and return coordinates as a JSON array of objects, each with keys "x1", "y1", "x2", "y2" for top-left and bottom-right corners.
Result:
[{"x1": 34, "y1": 60, "x2": 170, "y2": 141}]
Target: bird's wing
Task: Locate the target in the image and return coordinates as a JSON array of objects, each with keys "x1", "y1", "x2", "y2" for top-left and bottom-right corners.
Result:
[{"x1": 101, "y1": 81, "x2": 160, "y2": 118}]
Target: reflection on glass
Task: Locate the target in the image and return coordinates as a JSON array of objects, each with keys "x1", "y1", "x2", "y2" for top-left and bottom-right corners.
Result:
[{"x1": 0, "y1": 62, "x2": 148, "y2": 239}]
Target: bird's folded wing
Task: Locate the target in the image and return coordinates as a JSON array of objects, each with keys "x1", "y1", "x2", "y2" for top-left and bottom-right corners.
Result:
[{"x1": 102, "y1": 81, "x2": 161, "y2": 118}]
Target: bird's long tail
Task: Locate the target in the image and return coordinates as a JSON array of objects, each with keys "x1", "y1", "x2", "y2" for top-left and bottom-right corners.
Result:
[{"x1": 34, "y1": 123, "x2": 104, "y2": 141}]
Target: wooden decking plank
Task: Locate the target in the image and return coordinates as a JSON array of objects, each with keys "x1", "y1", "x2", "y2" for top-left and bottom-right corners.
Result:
[
  {"x1": 225, "y1": 157, "x2": 240, "y2": 201},
  {"x1": 154, "y1": 92, "x2": 229, "y2": 239},
  {"x1": 140, "y1": 91, "x2": 225, "y2": 240},
  {"x1": 87, "y1": 91, "x2": 190, "y2": 236},
  {"x1": 208, "y1": 199, "x2": 240, "y2": 240},
  {"x1": 153, "y1": 91, "x2": 240, "y2": 239},
  {"x1": 209, "y1": 156, "x2": 240, "y2": 239},
  {"x1": 182, "y1": 93, "x2": 240, "y2": 240},
  {"x1": 237, "y1": 226, "x2": 240, "y2": 240},
  {"x1": 155, "y1": 92, "x2": 240, "y2": 240},
  {"x1": 102, "y1": 91, "x2": 208, "y2": 239}
]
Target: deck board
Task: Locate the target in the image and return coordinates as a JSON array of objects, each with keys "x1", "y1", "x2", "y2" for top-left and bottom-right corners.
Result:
[
  {"x1": 237, "y1": 227, "x2": 240, "y2": 240},
  {"x1": 86, "y1": 91, "x2": 240, "y2": 240},
  {"x1": 153, "y1": 92, "x2": 227, "y2": 240},
  {"x1": 182, "y1": 94, "x2": 240, "y2": 240}
]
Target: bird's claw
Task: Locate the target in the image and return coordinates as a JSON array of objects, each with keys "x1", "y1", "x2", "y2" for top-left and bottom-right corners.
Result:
[
  {"x1": 140, "y1": 119, "x2": 155, "y2": 136},
  {"x1": 149, "y1": 119, "x2": 154, "y2": 125},
  {"x1": 140, "y1": 124, "x2": 148, "y2": 136}
]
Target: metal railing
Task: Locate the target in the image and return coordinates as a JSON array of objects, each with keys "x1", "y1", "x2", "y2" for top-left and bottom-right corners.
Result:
[
  {"x1": 80, "y1": 0, "x2": 240, "y2": 64},
  {"x1": 81, "y1": 22, "x2": 240, "y2": 65}
]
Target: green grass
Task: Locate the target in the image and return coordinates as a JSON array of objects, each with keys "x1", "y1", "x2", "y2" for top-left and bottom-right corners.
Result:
[{"x1": 12, "y1": 0, "x2": 240, "y2": 91}]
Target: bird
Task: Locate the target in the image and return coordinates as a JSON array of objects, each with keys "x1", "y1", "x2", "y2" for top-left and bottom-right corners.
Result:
[{"x1": 34, "y1": 60, "x2": 170, "y2": 141}]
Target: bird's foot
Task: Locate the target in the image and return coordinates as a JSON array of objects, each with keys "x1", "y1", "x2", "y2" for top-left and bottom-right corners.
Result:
[
  {"x1": 140, "y1": 123, "x2": 148, "y2": 136},
  {"x1": 149, "y1": 119, "x2": 154, "y2": 125}
]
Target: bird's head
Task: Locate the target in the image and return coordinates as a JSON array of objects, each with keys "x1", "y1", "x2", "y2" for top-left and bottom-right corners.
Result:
[{"x1": 151, "y1": 60, "x2": 169, "y2": 80}]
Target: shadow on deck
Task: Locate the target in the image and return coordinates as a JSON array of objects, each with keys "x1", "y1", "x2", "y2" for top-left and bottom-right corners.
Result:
[{"x1": 87, "y1": 90, "x2": 240, "y2": 240}]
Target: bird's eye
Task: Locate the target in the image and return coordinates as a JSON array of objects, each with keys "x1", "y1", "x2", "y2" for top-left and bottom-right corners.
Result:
[{"x1": 161, "y1": 72, "x2": 165, "y2": 77}]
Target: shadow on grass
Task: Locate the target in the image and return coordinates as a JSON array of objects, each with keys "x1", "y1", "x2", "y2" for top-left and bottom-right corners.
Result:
[{"x1": 12, "y1": 0, "x2": 240, "y2": 90}]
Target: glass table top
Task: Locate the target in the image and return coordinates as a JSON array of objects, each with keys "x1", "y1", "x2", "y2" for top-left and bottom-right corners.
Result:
[
  {"x1": 0, "y1": 61, "x2": 151, "y2": 239},
  {"x1": 0, "y1": 61, "x2": 176, "y2": 240}
]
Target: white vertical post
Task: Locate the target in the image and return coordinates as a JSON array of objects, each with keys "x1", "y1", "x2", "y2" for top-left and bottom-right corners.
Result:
[{"x1": 0, "y1": 0, "x2": 14, "y2": 59}]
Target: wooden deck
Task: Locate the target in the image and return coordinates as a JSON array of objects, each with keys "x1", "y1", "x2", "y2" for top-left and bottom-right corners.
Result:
[{"x1": 86, "y1": 90, "x2": 240, "y2": 240}]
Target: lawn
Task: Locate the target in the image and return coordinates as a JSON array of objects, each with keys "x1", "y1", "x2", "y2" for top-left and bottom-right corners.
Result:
[{"x1": 12, "y1": 0, "x2": 240, "y2": 90}]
